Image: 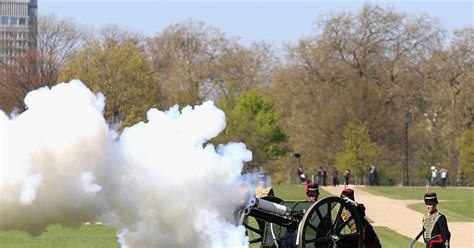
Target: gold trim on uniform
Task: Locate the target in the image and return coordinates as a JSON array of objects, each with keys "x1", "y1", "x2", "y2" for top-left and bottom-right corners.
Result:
[
  {"x1": 422, "y1": 212, "x2": 443, "y2": 241},
  {"x1": 255, "y1": 186, "x2": 273, "y2": 198}
]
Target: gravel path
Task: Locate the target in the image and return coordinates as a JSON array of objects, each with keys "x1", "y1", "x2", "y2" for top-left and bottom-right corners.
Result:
[{"x1": 322, "y1": 185, "x2": 473, "y2": 248}]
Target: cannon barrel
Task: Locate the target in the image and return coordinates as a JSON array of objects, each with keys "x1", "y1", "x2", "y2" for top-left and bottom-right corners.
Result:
[
  {"x1": 247, "y1": 197, "x2": 292, "y2": 216},
  {"x1": 243, "y1": 197, "x2": 300, "y2": 231}
]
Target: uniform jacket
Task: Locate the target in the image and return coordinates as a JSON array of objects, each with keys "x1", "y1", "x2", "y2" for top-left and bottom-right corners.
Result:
[{"x1": 422, "y1": 211, "x2": 450, "y2": 248}]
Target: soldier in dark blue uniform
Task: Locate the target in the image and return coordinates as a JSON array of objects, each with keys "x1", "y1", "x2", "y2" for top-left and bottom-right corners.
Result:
[
  {"x1": 422, "y1": 192, "x2": 451, "y2": 248},
  {"x1": 305, "y1": 183, "x2": 319, "y2": 202},
  {"x1": 340, "y1": 189, "x2": 381, "y2": 248},
  {"x1": 255, "y1": 172, "x2": 274, "y2": 198},
  {"x1": 280, "y1": 183, "x2": 319, "y2": 248}
]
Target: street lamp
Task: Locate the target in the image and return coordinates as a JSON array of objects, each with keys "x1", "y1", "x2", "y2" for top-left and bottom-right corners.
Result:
[
  {"x1": 403, "y1": 112, "x2": 411, "y2": 186},
  {"x1": 294, "y1": 152, "x2": 302, "y2": 183},
  {"x1": 294, "y1": 152, "x2": 301, "y2": 167}
]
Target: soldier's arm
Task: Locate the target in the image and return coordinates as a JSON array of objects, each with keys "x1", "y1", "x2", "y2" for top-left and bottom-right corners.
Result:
[
  {"x1": 268, "y1": 188, "x2": 274, "y2": 197},
  {"x1": 438, "y1": 215, "x2": 450, "y2": 243}
]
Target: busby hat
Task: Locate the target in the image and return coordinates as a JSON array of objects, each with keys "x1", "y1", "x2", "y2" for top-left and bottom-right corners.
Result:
[
  {"x1": 306, "y1": 183, "x2": 319, "y2": 197},
  {"x1": 340, "y1": 188, "x2": 355, "y2": 201},
  {"x1": 424, "y1": 192, "x2": 438, "y2": 204}
]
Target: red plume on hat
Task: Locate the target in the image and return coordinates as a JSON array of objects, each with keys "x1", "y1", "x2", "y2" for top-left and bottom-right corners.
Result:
[
  {"x1": 424, "y1": 192, "x2": 438, "y2": 204},
  {"x1": 340, "y1": 188, "x2": 355, "y2": 201}
]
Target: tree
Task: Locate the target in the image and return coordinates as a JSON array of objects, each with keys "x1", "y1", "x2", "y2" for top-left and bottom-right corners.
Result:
[
  {"x1": 214, "y1": 90, "x2": 286, "y2": 171},
  {"x1": 411, "y1": 26, "x2": 474, "y2": 183},
  {"x1": 59, "y1": 39, "x2": 160, "y2": 129},
  {"x1": 146, "y1": 20, "x2": 228, "y2": 108},
  {"x1": 147, "y1": 20, "x2": 276, "y2": 109},
  {"x1": 459, "y1": 127, "x2": 474, "y2": 184},
  {"x1": 269, "y1": 3, "x2": 449, "y2": 183},
  {"x1": 0, "y1": 14, "x2": 84, "y2": 113},
  {"x1": 335, "y1": 123, "x2": 383, "y2": 183}
]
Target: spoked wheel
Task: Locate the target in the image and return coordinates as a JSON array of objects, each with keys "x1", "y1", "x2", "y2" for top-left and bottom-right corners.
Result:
[
  {"x1": 297, "y1": 196, "x2": 363, "y2": 248},
  {"x1": 237, "y1": 196, "x2": 284, "y2": 246}
]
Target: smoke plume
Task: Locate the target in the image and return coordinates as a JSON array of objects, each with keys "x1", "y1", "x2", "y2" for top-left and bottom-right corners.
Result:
[{"x1": 0, "y1": 80, "x2": 252, "y2": 247}]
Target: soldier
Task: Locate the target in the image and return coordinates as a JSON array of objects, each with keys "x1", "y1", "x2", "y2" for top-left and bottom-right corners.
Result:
[
  {"x1": 281, "y1": 183, "x2": 320, "y2": 248},
  {"x1": 422, "y1": 192, "x2": 450, "y2": 248},
  {"x1": 340, "y1": 189, "x2": 381, "y2": 248},
  {"x1": 255, "y1": 172, "x2": 274, "y2": 198},
  {"x1": 305, "y1": 183, "x2": 319, "y2": 202}
]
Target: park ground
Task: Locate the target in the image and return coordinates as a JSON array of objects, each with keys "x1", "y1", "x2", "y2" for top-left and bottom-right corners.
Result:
[{"x1": 0, "y1": 185, "x2": 472, "y2": 247}]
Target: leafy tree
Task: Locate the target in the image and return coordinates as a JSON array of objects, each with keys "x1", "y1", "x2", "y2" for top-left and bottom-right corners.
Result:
[
  {"x1": 335, "y1": 123, "x2": 383, "y2": 182},
  {"x1": 269, "y1": 3, "x2": 472, "y2": 184},
  {"x1": 459, "y1": 127, "x2": 474, "y2": 183},
  {"x1": 59, "y1": 39, "x2": 160, "y2": 129},
  {"x1": 215, "y1": 90, "x2": 286, "y2": 171}
]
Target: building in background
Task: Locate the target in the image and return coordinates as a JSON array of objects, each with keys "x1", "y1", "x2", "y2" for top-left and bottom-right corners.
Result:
[{"x1": 0, "y1": 0, "x2": 37, "y2": 66}]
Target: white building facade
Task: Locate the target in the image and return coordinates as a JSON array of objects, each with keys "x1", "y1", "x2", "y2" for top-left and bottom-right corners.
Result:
[{"x1": 0, "y1": 0, "x2": 37, "y2": 66}]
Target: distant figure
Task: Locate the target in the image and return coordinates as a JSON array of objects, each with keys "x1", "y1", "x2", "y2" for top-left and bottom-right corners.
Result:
[
  {"x1": 440, "y1": 168, "x2": 448, "y2": 187},
  {"x1": 344, "y1": 169, "x2": 351, "y2": 187},
  {"x1": 297, "y1": 165, "x2": 307, "y2": 184},
  {"x1": 332, "y1": 168, "x2": 339, "y2": 186},
  {"x1": 322, "y1": 167, "x2": 328, "y2": 186},
  {"x1": 305, "y1": 183, "x2": 320, "y2": 202},
  {"x1": 369, "y1": 164, "x2": 378, "y2": 186},
  {"x1": 316, "y1": 167, "x2": 322, "y2": 184},
  {"x1": 421, "y1": 192, "x2": 451, "y2": 248},
  {"x1": 431, "y1": 166, "x2": 438, "y2": 186},
  {"x1": 255, "y1": 172, "x2": 274, "y2": 198}
]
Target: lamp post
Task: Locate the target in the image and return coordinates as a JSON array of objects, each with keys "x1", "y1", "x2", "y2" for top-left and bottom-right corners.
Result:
[
  {"x1": 294, "y1": 152, "x2": 302, "y2": 183},
  {"x1": 403, "y1": 112, "x2": 411, "y2": 186},
  {"x1": 294, "y1": 152, "x2": 301, "y2": 167}
]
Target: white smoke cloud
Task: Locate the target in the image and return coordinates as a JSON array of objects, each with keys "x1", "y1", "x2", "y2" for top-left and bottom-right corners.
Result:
[
  {"x1": 80, "y1": 171, "x2": 102, "y2": 194},
  {"x1": 20, "y1": 174, "x2": 44, "y2": 205},
  {"x1": 0, "y1": 80, "x2": 252, "y2": 246}
]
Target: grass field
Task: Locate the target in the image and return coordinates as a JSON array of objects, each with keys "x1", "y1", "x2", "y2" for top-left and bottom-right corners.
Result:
[
  {"x1": 0, "y1": 224, "x2": 425, "y2": 248},
  {"x1": 272, "y1": 184, "x2": 332, "y2": 200},
  {"x1": 374, "y1": 226, "x2": 423, "y2": 248},
  {"x1": 363, "y1": 186, "x2": 474, "y2": 221},
  {"x1": 0, "y1": 224, "x2": 119, "y2": 248},
  {"x1": 0, "y1": 184, "x2": 440, "y2": 247}
]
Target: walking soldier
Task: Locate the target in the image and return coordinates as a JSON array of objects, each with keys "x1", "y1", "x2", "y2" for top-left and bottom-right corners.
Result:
[{"x1": 422, "y1": 192, "x2": 451, "y2": 248}]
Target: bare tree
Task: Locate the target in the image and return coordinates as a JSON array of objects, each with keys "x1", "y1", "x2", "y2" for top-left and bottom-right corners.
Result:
[{"x1": 0, "y1": 14, "x2": 84, "y2": 113}]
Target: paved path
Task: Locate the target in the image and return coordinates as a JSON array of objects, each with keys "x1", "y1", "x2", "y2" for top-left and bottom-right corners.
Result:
[{"x1": 322, "y1": 185, "x2": 473, "y2": 248}]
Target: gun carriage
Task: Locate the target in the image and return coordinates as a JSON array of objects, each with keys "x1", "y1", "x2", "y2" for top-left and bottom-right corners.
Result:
[{"x1": 236, "y1": 196, "x2": 364, "y2": 248}]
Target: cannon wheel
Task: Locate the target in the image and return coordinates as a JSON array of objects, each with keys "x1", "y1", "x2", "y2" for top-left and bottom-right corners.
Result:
[
  {"x1": 237, "y1": 196, "x2": 284, "y2": 246},
  {"x1": 297, "y1": 196, "x2": 363, "y2": 248}
]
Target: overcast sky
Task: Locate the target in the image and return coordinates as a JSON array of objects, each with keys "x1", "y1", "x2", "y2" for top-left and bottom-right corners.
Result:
[{"x1": 40, "y1": 0, "x2": 473, "y2": 48}]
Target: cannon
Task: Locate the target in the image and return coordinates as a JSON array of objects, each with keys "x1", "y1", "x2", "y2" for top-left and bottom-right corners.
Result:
[{"x1": 236, "y1": 196, "x2": 364, "y2": 248}]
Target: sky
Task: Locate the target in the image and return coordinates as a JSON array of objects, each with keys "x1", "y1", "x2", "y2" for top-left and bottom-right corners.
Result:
[{"x1": 40, "y1": 0, "x2": 473, "y2": 48}]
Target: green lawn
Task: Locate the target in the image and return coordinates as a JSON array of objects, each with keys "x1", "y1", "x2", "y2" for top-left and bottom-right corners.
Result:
[
  {"x1": 374, "y1": 226, "x2": 424, "y2": 248},
  {"x1": 0, "y1": 224, "x2": 119, "y2": 248},
  {"x1": 0, "y1": 224, "x2": 425, "y2": 248},
  {"x1": 363, "y1": 186, "x2": 474, "y2": 221},
  {"x1": 272, "y1": 184, "x2": 332, "y2": 200}
]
